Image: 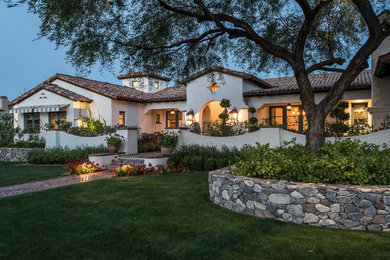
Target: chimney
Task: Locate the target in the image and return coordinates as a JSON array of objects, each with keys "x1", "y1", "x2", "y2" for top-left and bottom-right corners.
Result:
[
  {"x1": 116, "y1": 72, "x2": 171, "y2": 93},
  {"x1": 0, "y1": 96, "x2": 10, "y2": 112}
]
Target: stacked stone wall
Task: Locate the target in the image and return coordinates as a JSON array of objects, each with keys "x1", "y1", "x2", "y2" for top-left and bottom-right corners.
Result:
[
  {"x1": 0, "y1": 148, "x2": 33, "y2": 162},
  {"x1": 209, "y1": 168, "x2": 390, "y2": 231}
]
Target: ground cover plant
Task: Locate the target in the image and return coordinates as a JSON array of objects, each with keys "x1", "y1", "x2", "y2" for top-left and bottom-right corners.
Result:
[
  {"x1": 113, "y1": 161, "x2": 189, "y2": 176},
  {"x1": 27, "y1": 145, "x2": 107, "y2": 164},
  {"x1": 169, "y1": 144, "x2": 241, "y2": 171},
  {"x1": 233, "y1": 139, "x2": 390, "y2": 185},
  {"x1": 0, "y1": 173, "x2": 389, "y2": 259},
  {"x1": 0, "y1": 162, "x2": 67, "y2": 188}
]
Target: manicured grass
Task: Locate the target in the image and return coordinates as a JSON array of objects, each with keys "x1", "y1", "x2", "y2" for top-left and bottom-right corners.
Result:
[
  {"x1": 0, "y1": 173, "x2": 389, "y2": 259},
  {"x1": 0, "y1": 162, "x2": 68, "y2": 187}
]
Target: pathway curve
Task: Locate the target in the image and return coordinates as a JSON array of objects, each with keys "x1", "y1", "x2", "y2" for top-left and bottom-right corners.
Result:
[{"x1": 0, "y1": 171, "x2": 114, "y2": 199}]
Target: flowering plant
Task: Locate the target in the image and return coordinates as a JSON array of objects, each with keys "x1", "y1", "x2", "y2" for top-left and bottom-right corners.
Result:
[
  {"x1": 157, "y1": 131, "x2": 178, "y2": 147},
  {"x1": 138, "y1": 132, "x2": 162, "y2": 153},
  {"x1": 113, "y1": 160, "x2": 189, "y2": 176},
  {"x1": 66, "y1": 157, "x2": 103, "y2": 175},
  {"x1": 105, "y1": 133, "x2": 125, "y2": 147}
]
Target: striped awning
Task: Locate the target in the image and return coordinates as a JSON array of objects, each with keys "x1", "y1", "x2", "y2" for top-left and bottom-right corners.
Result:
[{"x1": 9, "y1": 104, "x2": 69, "y2": 114}]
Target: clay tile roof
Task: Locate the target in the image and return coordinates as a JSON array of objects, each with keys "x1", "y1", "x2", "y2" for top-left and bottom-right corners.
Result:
[
  {"x1": 178, "y1": 66, "x2": 274, "y2": 88},
  {"x1": 9, "y1": 83, "x2": 93, "y2": 106},
  {"x1": 244, "y1": 70, "x2": 372, "y2": 97},
  {"x1": 117, "y1": 72, "x2": 171, "y2": 81},
  {"x1": 148, "y1": 85, "x2": 186, "y2": 102}
]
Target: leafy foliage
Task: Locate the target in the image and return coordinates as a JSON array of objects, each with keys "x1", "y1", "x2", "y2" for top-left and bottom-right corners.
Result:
[
  {"x1": 325, "y1": 100, "x2": 350, "y2": 136},
  {"x1": 67, "y1": 158, "x2": 103, "y2": 175},
  {"x1": 233, "y1": 139, "x2": 390, "y2": 185},
  {"x1": 113, "y1": 161, "x2": 190, "y2": 176},
  {"x1": 27, "y1": 145, "x2": 108, "y2": 164},
  {"x1": 157, "y1": 131, "x2": 178, "y2": 147}
]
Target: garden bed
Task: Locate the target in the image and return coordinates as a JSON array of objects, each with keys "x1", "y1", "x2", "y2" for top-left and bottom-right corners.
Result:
[{"x1": 209, "y1": 168, "x2": 390, "y2": 231}]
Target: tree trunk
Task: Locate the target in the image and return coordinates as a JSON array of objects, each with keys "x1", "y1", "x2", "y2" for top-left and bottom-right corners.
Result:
[{"x1": 306, "y1": 109, "x2": 326, "y2": 155}]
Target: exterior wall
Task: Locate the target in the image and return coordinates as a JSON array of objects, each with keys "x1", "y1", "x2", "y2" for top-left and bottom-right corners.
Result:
[
  {"x1": 370, "y1": 36, "x2": 390, "y2": 127},
  {"x1": 177, "y1": 128, "x2": 390, "y2": 149},
  {"x1": 13, "y1": 89, "x2": 74, "y2": 129},
  {"x1": 52, "y1": 79, "x2": 113, "y2": 125},
  {"x1": 243, "y1": 80, "x2": 262, "y2": 92},
  {"x1": 121, "y1": 77, "x2": 169, "y2": 93},
  {"x1": 186, "y1": 73, "x2": 248, "y2": 121},
  {"x1": 111, "y1": 100, "x2": 144, "y2": 127},
  {"x1": 209, "y1": 169, "x2": 390, "y2": 231},
  {"x1": 0, "y1": 148, "x2": 34, "y2": 162}
]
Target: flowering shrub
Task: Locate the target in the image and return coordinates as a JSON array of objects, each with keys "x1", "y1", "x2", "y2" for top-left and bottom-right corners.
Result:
[
  {"x1": 138, "y1": 132, "x2": 162, "y2": 153},
  {"x1": 106, "y1": 133, "x2": 125, "y2": 147},
  {"x1": 157, "y1": 131, "x2": 179, "y2": 147},
  {"x1": 66, "y1": 157, "x2": 103, "y2": 175},
  {"x1": 113, "y1": 161, "x2": 190, "y2": 176}
]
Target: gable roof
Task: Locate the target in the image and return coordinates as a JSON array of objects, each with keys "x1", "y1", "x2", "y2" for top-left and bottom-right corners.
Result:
[
  {"x1": 244, "y1": 70, "x2": 372, "y2": 97},
  {"x1": 178, "y1": 66, "x2": 274, "y2": 89},
  {"x1": 117, "y1": 72, "x2": 171, "y2": 81},
  {"x1": 9, "y1": 83, "x2": 92, "y2": 106}
]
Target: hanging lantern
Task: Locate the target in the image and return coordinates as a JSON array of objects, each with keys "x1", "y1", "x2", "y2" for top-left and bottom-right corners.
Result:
[
  {"x1": 208, "y1": 82, "x2": 219, "y2": 94},
  {"x1": 186, "y1": 109, "x2": 194, "y2": 122},
  {"x1": 286, "y1": 103, "x2": 292, "y2": 110},
  {"x1": 170, "y1": 109, "x2": 175, "y2": 115},
  {"x1": 229, "y1": 107, "x2": 238, "y2": 122}
]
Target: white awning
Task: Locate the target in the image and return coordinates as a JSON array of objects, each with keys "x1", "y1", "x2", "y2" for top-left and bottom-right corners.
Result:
[{"x1": 9, "y1": 104, "x2": 69, "y2": 114}]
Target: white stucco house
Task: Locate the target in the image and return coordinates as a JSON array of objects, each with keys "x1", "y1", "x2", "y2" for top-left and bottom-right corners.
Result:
[{"x1": 8, "y1": 35, "x2": 390, "y2": 135}]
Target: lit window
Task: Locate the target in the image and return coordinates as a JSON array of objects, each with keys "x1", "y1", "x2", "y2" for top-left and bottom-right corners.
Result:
[
  {"x1": 119, "y1": 111, "x2": 125, "y2": 126},
  {"x1": 352, "y1": 103, "x2": 368, "y2": 125},
  {"x1": 132, "y1": 81, "x2": 139, "y2": 88},
  {"x1": 166, "y1": 110, "x2": 182, "y2": 128},
  {"x1": 156, "y1": 114, "x2": 161, "y2": 124},
  {"x1": 155, "y1": 82, "x2": 159, "y2": 89},
  {"x1": 49, "y1": 112, "x2": 67, "y2": 130},
  {"x1": 209, "y1": 82, "x2": 219, "y2": 94}
]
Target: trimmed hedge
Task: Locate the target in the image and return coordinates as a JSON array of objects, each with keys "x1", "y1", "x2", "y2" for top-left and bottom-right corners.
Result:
[
  {"x1": 233, "y1": 139, "x2": 390, "y2": 185},
  {"x1": 169, "y1": 145, "x2": 241, "y2": 171},
  {"x1": 27, "y1": 145, "x2": 108, "y2": 164}
]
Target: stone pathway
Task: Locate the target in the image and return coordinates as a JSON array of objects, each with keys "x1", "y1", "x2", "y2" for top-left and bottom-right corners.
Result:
[{"x1": 0, "y1": 171, "x2": 114, "y2": 199}]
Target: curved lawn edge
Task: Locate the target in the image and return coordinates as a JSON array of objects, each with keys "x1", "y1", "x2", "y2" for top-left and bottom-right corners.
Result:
[{"x1": 209, "y1": 168, "x2": 390, "y2": 231}]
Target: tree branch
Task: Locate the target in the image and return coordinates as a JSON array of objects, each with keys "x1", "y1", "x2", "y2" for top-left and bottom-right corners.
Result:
[{"x1": 306, "y1": 58, "x2": 345, "y2": 73}]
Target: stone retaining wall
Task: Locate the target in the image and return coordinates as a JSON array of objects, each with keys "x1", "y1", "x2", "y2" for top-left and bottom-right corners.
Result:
[
  {"x1": 209, "y1": 168, "x2": 390, "y2": 231},
  {"x1": 0, "y1": 148, "x2": 33, "y2": 162}
]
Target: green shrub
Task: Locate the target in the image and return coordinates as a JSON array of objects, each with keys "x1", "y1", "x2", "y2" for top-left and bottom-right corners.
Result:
[
  {"x1": 216, "y1": 158, "x2": 229, "y2": 169},
  {"x1": 204, "y1": 158, "x2": 216, "y2": 171},
  {"x1": 27, "y1": 145, "x2": 108, "y2": 164},
  {"x1": 232, "y1": 139, "x2": 390, "y2": 185},
  {"x1": 190, "y1": 156, "x2": 204, "y2": 171}
]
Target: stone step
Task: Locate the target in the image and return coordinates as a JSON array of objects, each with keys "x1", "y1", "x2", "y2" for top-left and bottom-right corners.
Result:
[{"x1": 111, "y1": 157, "x2": 146, "y2": 167}]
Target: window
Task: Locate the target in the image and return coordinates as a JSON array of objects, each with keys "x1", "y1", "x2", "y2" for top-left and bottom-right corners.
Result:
[
  {"x1": 156, "y1": 114, "x2": 161, "y2": 124},
  {"x1": 352, "y1": 103, "x2": 368, "y2": 125},
  {"x1": 132, "y1": 81, "x2": 139, "y2": 88},
  {"x1": 166, "y1": 110, "x2": 182, "y2": 128},
  {"x1": 269, "y1": 105, "x2": 307, "y2": 133},
  {"x1": 119, "y1": 111, "x2": 125, "y2": 126},
  {"x1": 24, "y1": 113, "x2": 40, "y2": 129},
  {"x1": 155, "y1": 82, "x2": 159, "y2": 89},
  {"x1": 49, "y1": 112, "x2": 67, "y2": 129}
]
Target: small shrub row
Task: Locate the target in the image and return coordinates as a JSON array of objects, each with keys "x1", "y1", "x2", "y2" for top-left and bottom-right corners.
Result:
[
  {"x1": 27, "y1": 145, "x2": 108, "y2": 164},
  {"x1": 169, "y1": 144, "x2": 241, "y2": 171},
  {"x1": 232, "y1": 139, "x2": 390, "y2": 185}
]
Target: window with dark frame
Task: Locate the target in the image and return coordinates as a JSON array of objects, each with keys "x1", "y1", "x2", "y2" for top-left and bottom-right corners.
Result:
[
  {"x1": 166, "y1": 111, "x2": 182, "y2": 128},
  {"x1": 156, "y1": 114, "x2": 161, "y2": 124},
  {"x1": 49, "y1": 111, "x2": 67, "y2": 129},
  {"x1": 24, "y1": 113, "x2": 40, "y2": 129},
  {"x1": 119, "y1": 111, "x2": 125, "y2": 126},
  {"x1": 269, "y1": 105, "x2": 307, "y2": 134}
]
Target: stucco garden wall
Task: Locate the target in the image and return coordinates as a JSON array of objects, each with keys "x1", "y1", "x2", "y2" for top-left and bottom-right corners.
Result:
[
  {"x1": 177, "y1": 128, "x2": 390, "y2": 149},
  {"x1": 45, "y1": 129, "x2": 138, "y2": 154},
  {"x1": 209, "y1": 168, "x2": 390, "y2": 231},
  {"x1": 0, "y1": 148, "x2": 34, "y2": 162}
]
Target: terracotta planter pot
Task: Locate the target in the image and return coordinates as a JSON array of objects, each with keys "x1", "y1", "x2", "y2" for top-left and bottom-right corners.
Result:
[
  {"x1": 161, "y1": 146, "x2": 174, "y2": 155},
  {"x1": 108, "y1": 145, "x2": 120, "y2": 154}
]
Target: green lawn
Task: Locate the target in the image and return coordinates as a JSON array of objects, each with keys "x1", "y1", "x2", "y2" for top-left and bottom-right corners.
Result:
[
  {"x1": 0, "y1": 162, "x2": 68, "y2": 187},
  {"x1": 0, "y1": 173, "x2": 389, "y2": 259}
]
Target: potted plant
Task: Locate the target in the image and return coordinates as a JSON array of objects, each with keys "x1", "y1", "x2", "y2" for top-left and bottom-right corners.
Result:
[
  {"x1": 105, "y1": 133, "x2": 125, "y2": 153},
  {"x1": 157, "y1": 132, "x2": 178, "y2": 155}
]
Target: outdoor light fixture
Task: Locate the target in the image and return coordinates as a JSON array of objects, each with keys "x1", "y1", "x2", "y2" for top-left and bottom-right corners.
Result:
[
  {"x1": 229, "y1": 107, "x2": 238, "y2": 122},
  {"x1": 186, "y1": 109, "x2": 194, "y2": 122},
  {"x1": 170, "y1": 109, "x2": 175, "y2": 115},
  {"x1": 208, "y1": 82, "x2": 219, "y2": 94},
  {"x1": 286, "y1": 103, "x2": 292, "y2": 110}
]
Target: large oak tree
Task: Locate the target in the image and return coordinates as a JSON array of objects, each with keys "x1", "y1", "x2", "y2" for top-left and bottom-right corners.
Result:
[{"x1": 6, "y1": 0, "x2": 390, "y2": 153}]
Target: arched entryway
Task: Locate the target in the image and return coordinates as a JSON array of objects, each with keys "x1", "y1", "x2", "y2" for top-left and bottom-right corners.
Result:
[{"x1": 200, "y1": 101, "x2": 225, "y2": 125}]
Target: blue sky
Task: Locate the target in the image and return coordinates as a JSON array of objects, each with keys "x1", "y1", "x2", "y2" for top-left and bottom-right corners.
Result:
[{"x1": 0, "y1": 3, "x2": 120, "y2": 101}]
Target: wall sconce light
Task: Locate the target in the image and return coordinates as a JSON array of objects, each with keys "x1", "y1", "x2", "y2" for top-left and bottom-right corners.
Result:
[
  {"x1": 186, "y1": 109, "x2": 194, "y2": 122},
  {"x1": 229, "y1": 107, "x2": 238, "y2": 122},
  {"x1": 208, "y1": 82, "x2": 219, "y2": 94},
  {"x1": 286, "y1": 103, "x2": 292, "y2": 110}
]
